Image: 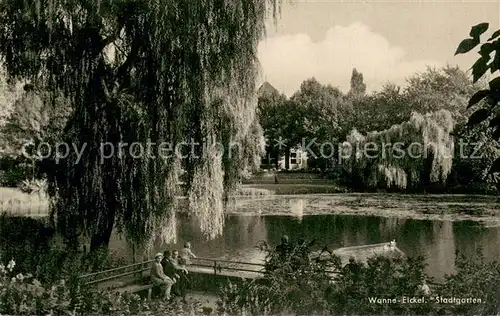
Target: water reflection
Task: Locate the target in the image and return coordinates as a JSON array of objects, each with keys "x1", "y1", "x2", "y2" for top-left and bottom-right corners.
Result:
[
  {"x1": 289, "y1": 199, "x2": 305, "y2": 222},
  {"x1": 109, "y1": 214, "x2": 500, "y2": 283}
]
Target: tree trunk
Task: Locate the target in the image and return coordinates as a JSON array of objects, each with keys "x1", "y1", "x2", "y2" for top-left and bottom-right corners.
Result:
[
  {"x1": 90, "y1": 210, "x2": 115, "y2": 251},
  {"x1": 90, "y1": 225, "x2": 113, "y2": 251},
  {"x1": 422, "y1": 151, "x2": 434, "y2": 189},
  {"x1": 285, "y1": 147, "x2": 290, "y2": 170},
  {"x1": 276, "y1": 153, "x2": 282, "y2": 170},
  {"x1": 32, "y1": 159, "x2": 35, "y2": 181},
  {"x1": 132, "y1": 244, "x2": 136, "y2": 264},
  {"x1": 406, "y1": 167, "x2": 413, "y2": 192}
]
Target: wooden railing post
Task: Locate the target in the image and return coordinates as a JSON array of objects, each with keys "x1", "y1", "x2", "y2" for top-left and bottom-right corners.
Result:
[
  {"x1": 132, "y1": 245, "x2": 136, "y2": 264},
  {"x1": 213, "y1": 260, "x2": 217, "y2": 275},
  {"x1": 142, "y1": 256, "x2": 148, "y2": 280}
]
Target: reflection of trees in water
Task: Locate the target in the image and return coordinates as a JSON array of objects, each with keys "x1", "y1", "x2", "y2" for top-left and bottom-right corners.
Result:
[
  {"x1": 396, "y1": 220, "x2": 433, "y2": 256},
  {"x1": 429, "y1": 221, "x2": 456, "y2": 278},
  {"x1": 215, "y1": 215, "x2": 269, "y2": 263},
  {"x1": 453, "y1": 221, "x2": 487, "y2": 256},
  {"x1": 262, "y1": 215, "x2": 385, "y2": 250},
  {"x1": 108, "y1": 212, "x2": 500, "y2": 281},
  {"x1": 289, "y1": 199, "x2": 305, "y2": 221},
  {"x1": 227, "y1": 215, "x2": 268, "y2": 250},
  {"x1": 337, "y1": 216, "x2": 381, "y2": 248},
  {"x1": 428, "y1": 221, "x2": 500, "y2": 279},
  {"x1": 481, "y1": 227, "x2": 500, "y2": 260},
  {"x1": 379, "y1": 217, "x2": 405, "y2": 239},
  {"x1": 453, "y1": 222, "x2": 500, "y2": 266}
]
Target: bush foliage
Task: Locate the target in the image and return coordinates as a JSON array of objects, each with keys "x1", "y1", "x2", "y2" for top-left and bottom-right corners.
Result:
[
  {"x1": 217, "y1": 239, "x2": 500, "y2": 315},
  {"x1": 0, "y1": 260, "x2": 204, "y2": 315}
]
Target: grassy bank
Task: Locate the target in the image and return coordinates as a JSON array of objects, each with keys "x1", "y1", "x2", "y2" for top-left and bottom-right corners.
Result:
[
  {"x1": 229, "y1": 193, "x2": 500, "y2": 225},
  {"x1": 246, "y1": 171, "x2": 500, "y2": 196},
  {"x1": 0, "y1": 187, "x2": 49, "y2": 216},
  {"x1": 240, "y1": 183, "x2": 349, "y2": 195}
]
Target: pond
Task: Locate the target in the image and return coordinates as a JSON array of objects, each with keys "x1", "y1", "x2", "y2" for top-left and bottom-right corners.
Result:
[{"x1": 109, "y1": 194, "x2": 500, "y2": 283}]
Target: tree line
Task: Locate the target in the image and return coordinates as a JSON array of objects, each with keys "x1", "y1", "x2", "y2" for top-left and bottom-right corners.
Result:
[{"x1": 257, "y1": 66, "x2": 499, "y2": 193}]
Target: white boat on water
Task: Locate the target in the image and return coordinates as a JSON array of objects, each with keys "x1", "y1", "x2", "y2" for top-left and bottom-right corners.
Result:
[{"x1": 312, "y1": 240, "x2": 406, "y2": 266}]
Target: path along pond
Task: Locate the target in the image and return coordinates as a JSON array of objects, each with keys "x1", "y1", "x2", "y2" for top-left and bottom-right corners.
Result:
[{"x1": 109, "y1": 193, "x2": 500, "y2": 283}]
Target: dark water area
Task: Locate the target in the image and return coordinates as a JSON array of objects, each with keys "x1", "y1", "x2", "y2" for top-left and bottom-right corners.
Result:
[{"x1": 109, "y1": 212, "x2": 500, "y2": 283}]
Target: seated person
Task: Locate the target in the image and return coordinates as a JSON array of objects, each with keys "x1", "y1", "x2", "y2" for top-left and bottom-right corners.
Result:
[
  {"x1": 162, "y1": 250, "x2": 181, "y2": 280},
  {"x1": 162, "y1": 250, "x2": 188, "y2": 298},
  {"x1": 150, "y1": 252, "x2": 175, "y2": 300},
  {"x1": 180, "y1": 242, "x2": 197, "y2": 265},
  {"x1": 171, "y1": 249, "x2": 188, "y2": 272}
]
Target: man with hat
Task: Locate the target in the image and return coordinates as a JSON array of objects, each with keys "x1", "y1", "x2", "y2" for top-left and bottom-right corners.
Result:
[{"x1": 150, "y1": 252, "x2": 175, "y2": 300}]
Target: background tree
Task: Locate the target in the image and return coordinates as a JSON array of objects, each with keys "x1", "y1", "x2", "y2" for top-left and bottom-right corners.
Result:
[
  {"x1": 346, "y1": 83, "x2": 408, "y2": 135},
  {"x1": 291, "y1": 77, "x2": 350, "y2": 170},
  {"x1": 340, "y1": 65, "x2": 498, "y2": 192},
  {"x1": 257, "y1": 89, "x2": 288, "y2": 169},
  {"x1": 0, "y1": 68, "x2": 27, "y2": 186},
  {"x1": 341, "y1": 110, "x2": 455, "y2": 191},
  {"x1": 347, "y1": 67, "x2": 477, "y2": 135},
  {"x1": 1, "y1": 86, "x2": 72, "y2": 182},
  {"x1": 0, "y1": 67, "x2": 20, "y2": 128},
  {"x1": 257, "y1": 82, "x2": 312, "y2": 171},
  {"x1": 405, "y1": 66, "x2": 478, "y2": 120},
  {"x1": 404, "y1": 66, "x2": 498, "y2": 190},
  {"x1": 279, "y1": 99, "x2": 307, "y2": 170},
  {"x1": 0, "y1": 0, "x2": 278, "y2": 251},
  {"x1": 348, "y1": 68, "x2": 366, "y2": 97}
]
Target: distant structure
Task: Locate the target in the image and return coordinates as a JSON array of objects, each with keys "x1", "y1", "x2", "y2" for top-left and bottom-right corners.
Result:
[
  {"x1": 261, "y1": 146, "x2": 308, "y2": 171},
  {"x1": 257, "y1": 81, "x2": 280, "y2": 98},
  {"x1": 279, "y1": 147, "x2": 308, "y2": 170},
  {"x1": 257, "y1": 82, "x2": 308, "y2": 171}
]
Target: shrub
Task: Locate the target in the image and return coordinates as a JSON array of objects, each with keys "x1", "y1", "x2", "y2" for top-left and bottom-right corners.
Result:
[
  {"x1": 0, "y1": 215, "x2": 129, "y2": 284},
  {"x1": 18, "y1": 178, "x2": 47, "y2": 195},
  {"x1": 218, "y1": 240, "x2": 343, "y2": 315},
  {"x1": 0, "y1": 156, "x2": 32, "y2": 187},
  {"x1": 440, "y1": 249, "x2": 500, "y2": 315},
  {"x1": 0, "y1": 215, "x2": 55, "y2": 277},
  {"x1": 0, "y1": 257, "x2": 204, "y2": 315},
  {"x1": 218, "y1": 240, "x2": 500, "y2": 315},
  {"x1": 0, "y1": 260, "x2": 74, "y2": 315}
]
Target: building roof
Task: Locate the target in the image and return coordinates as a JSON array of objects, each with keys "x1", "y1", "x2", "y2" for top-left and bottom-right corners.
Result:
[{"x1": 257, "y1": 82, "x2": 279, "y2": 98}]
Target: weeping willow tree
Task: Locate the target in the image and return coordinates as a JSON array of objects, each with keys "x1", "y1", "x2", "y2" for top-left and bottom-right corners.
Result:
[
  {"x1": 341, "y1": 109, "x2": 455, "y2": 190},
  {"x1": 0, "y1": 0, "x2": 275, "y2": 251},
  {"x1": 0, "y1": 68, "x2": 18, "y2": 128}
]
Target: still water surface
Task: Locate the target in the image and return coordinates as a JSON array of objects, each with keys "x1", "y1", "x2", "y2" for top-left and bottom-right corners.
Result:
[{"x1": 109, "y1": 196, "x2": 500, "y2": 283}]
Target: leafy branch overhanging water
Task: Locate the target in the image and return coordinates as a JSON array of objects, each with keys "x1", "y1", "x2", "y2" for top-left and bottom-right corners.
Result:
[{"x1": 0, "y1": 0, "x2": 278, "y2": 250}]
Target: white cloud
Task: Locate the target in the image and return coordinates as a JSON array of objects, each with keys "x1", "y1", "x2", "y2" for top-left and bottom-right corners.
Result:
[{"x1": 257, "y1": 22, "x2": 441, "y2": 97}]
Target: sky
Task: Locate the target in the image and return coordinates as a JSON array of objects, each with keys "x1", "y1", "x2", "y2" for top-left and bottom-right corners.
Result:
[{"x1": 257, "y1": 0, "x2": 500, "y2": 96}]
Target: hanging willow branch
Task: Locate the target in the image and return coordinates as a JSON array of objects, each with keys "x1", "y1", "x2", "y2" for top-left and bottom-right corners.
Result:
[
  {"x1": 342, "y1": 110, "x2": 455, "y2": 190},
  {"x1": 0, "y1": 0, "x2": 278, "y2": 250}
]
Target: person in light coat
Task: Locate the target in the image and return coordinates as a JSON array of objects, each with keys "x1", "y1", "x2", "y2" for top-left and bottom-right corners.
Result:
[{"x1": 150, "y1": 252, "x2": 175, "y2": 300}]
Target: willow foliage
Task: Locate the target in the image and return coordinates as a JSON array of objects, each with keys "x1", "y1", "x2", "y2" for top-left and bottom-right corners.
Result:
[
  {"x1": 342, "y1": 110, "x2": 455, "y2": 190},
  {"x1": 0, "y1": 0, "x2": 276, "y2": 250}
]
